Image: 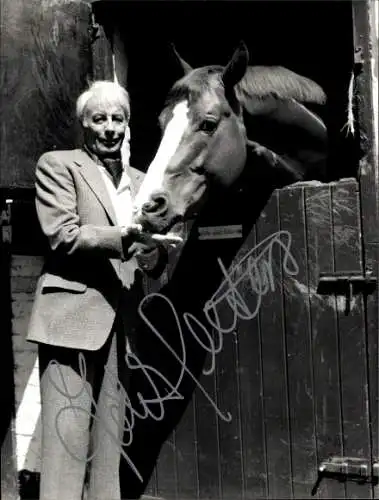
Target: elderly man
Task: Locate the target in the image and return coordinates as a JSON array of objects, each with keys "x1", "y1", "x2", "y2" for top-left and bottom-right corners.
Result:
[{"x1": 27, "y1": 81, "x2": 168, "y2": 500}]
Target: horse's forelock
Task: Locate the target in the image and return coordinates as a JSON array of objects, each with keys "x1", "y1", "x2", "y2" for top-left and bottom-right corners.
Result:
[
  {"x1": 165, "y1": 66, "x2": 223, "y2": 107},
  {"x1": 164, "y1": 65, "x2": 242, "y2": 118}
]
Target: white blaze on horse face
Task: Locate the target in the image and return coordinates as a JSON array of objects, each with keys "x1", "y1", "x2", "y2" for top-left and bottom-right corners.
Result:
[{"x1": 133, "y1": 101, "x2": 189, "y2": 216}]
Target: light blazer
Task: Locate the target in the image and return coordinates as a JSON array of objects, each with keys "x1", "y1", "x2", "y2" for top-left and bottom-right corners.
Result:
[{"x1": 27, "y1": 148, "x2": 161, "y2": 351}]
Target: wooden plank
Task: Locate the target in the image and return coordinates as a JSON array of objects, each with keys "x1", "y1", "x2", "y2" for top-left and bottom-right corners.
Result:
[
  {"x1": 215, "y1": 304, "x2": 244, "y2": 500},
  {"x1": 144, "y1": 466, "x2": 158, "y2": 497},
  {"x1": 194, "y1": 366, "x2": 222, "y2": 499},
  {"x1": 279, "y1": 185, "x2": 318, "y2": 499},
  {"x1": 174, "y1": 398, "x2": 199, "y2": 500},
  {"x1": 331, "y1": 180, "x2": 372, "y2": 499},
  {"x1": 155, "y1": 431, "x2": 179, "y2": 500},
  {"x1": 255, "y1": 191, "x2": 293, "y2": 500},
  {"x1": 352, "y1": 0, "x2": 379, "y2": 252},
  {"x1": 367, "y1": 237, "x2": 379, "y2": 500},
  {"x1": 352, "y1": 4, "x2": 379, "y2": 497},
  {"x1": 304, "y1": 183, "x2": 346, "y2": 499},
  {"x1": 224, "y1": 225, "x2": 269, "y2": 500}
]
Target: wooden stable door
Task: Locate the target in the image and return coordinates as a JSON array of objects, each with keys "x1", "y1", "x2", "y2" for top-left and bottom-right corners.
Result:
[{"x1": 143, "y1": 179, "x2": 378, "y2": 500}]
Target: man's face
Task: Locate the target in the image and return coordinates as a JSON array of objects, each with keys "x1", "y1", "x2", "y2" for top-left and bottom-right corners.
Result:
[{"x1": 82, "y1": 95, "x2": 129, "y2": 157}]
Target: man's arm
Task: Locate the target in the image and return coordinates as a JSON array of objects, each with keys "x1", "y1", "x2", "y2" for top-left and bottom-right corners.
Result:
[{"x1": 35, "y1": 152, "x2": 137, "y2": 259}]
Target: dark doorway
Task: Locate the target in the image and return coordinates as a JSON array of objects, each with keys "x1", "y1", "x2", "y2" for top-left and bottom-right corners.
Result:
[{"x1": 99, "y1": 0, "x2": 358, "y2": 181}]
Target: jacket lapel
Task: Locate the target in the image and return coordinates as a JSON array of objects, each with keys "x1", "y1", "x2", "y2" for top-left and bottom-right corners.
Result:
[
  {"x1": 74, "y1": 149, "x2": 118, "y2": 224},
  {"x1": 73, "y1": 149, "x2": 146, "y2": 225}
]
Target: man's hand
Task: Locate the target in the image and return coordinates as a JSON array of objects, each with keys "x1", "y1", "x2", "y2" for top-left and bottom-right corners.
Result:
[
  {"x1": 121, "y1": 224, "x2": 157, "y2": 254},
  {"x1": 121, "y1": 224, "x2": 183, "y2": 253},
  {"x1": 121, "y1": 224, "x2": 183, "y2": 274},
  {"x1": 121, "y1": 224, "x2": 151, "y2": 258}
]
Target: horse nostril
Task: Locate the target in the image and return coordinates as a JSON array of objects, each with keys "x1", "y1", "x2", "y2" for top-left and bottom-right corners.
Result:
[{"x1": 141, "y1": 192, "x2": 169, "y2": 216}]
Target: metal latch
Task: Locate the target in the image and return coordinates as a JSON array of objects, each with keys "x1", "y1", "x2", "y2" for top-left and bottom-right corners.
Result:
[
  {"x1": 354, "y1": 46, "x2": 364, "y2": 68},
  {"x1": 317, "y1": 271, "x2": 377, "y2": 315},
  {"x1": 312, "y1": 457, "x2": 378, "y2": 496}
]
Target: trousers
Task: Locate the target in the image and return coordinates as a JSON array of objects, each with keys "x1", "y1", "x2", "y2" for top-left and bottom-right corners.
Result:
[{"x1": 38, "y1": 317, "x2": 128, "y2": 500}]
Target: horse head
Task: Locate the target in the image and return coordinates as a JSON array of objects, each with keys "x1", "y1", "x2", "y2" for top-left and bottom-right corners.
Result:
[
  {"x1": 132, "y1": 42, "x2": 328, "y2": 236},
  {"x1": 133, "y1": 42, "x2": 250, "y2": 235}
]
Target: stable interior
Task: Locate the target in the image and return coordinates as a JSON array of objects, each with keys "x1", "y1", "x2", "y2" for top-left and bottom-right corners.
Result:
[{"x1": 94, "y1": 0, "x2": 359, "y2": 182}]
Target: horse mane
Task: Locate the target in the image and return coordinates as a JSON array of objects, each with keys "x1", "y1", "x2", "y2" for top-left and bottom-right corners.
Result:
[
  {"x1": 235, "y1": 66, "x2": 327, "y2": 106},
  {"x1": 163, "y1": 64, "x2": 326, "y2": 120},
  {"x1": 234, "y1": 66, "x2": 328, "y2": 182}
]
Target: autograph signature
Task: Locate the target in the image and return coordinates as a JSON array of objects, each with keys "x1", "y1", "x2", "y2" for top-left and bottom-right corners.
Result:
[{"x1": 49, "y1": 230, "x2": 298, "y2": 481}]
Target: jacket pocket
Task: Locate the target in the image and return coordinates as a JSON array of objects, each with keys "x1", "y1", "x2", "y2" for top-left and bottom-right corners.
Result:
[{"x1": 41, "y1": 273, "x2": 87, "y2": 293}]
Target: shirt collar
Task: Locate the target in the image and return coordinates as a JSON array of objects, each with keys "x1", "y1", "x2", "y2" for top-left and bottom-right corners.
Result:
[{"x1": 83, "y1": 145, "x2": 126, "y2": 171}]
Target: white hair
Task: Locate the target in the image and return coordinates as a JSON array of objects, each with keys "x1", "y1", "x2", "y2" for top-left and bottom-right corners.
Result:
[{"x1": 76, "y1": 81, "x2": 131, "y2": 123}]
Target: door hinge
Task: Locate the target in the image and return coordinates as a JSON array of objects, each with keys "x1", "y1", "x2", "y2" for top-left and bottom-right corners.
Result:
[
  {"x1": 312, "y1": 457, "x2": 378, "y2": 496},
  {"x1": 317, "y1": 271, "x2": 377, "y2": 315},
  {"x1": 1, "y1": 198, "x2": 13, "y2": 244}
]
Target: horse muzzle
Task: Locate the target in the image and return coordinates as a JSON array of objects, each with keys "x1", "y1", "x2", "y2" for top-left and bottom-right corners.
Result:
[{"x1": 133, "y1": 191, "x2": 183, "y2": 235}]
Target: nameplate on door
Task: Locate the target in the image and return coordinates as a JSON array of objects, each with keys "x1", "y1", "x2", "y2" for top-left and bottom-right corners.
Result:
[{"x1": 197, "y1": 224, "x2": 243, "y2": 240}]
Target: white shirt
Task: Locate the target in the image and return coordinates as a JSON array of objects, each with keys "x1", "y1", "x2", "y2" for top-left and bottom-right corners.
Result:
[
  {"x1": 96, "y1": 162, "x2": 134, "y2": 226},
  {"x1": 96, "y1": 162, "x2": 138, "y2": 288}
]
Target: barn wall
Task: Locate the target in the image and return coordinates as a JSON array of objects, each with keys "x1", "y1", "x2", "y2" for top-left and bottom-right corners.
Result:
[
  {"x1": 371, "y1": 0, "x2": 378, "y2": 158},
  {"x1": 0, "y1": 0, "x2": 92, "y2": 189}
]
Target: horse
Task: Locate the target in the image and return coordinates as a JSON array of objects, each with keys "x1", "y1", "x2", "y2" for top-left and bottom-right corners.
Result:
[
  {"x1": 132, "y1": 41, "x2": 328, "y2": 237},
  {"x1": 120, "y1": 42, "x2": 329, "y2": 498}
]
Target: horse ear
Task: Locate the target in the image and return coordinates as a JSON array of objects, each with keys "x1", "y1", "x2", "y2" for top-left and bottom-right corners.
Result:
[
  {"x1": 222, "y1": 41, "x2": 249, "y2": 89},
  {"x1": 171, "y1": 43, "x2": 193, "y2": 75}
]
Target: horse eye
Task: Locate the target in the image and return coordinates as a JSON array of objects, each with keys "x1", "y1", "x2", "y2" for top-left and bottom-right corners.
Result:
[
  {"x1": 190, "y1": 164, "x2": 207, "y2": 175},
  {"x1": 199, "y1": 119, "x2": 218, "y2": 135}
]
